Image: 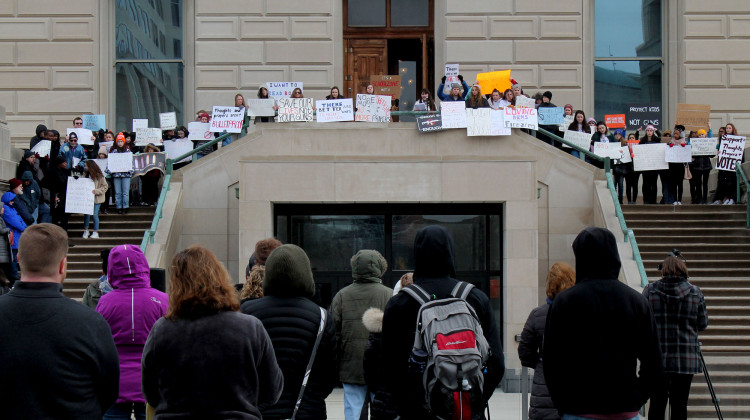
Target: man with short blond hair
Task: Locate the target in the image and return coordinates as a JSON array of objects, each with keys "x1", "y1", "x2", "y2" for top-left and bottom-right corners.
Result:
[{"x1": 0, "y1": 223, "x2": 120, "y2": 420}]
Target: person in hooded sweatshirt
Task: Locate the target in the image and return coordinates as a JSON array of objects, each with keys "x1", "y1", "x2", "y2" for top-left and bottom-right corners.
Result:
[
  {"x1": 330, "y1": 249, "x2": 393, "y2": 420},
  {"x1": 642, "y1": 254, "x2": 707, "y2": 420},
  {"x1": 29, "y1": 124, "x2": 47, "y2": 149},
  {"x1": 380, "y1": 225, "x2": 504, "y2": 420},
  {"x1": 96, "y1": 244, "x2": 168, "y2": 420},
  {"x1": 1, "y1": 191, "x2": 27, "y2": 283},
  {"x1": 543, "y1": 227, "x2": 663, "y2": 420},
  {"x1": 241, "y1": 244, "x2": 337, "y2": 420}
]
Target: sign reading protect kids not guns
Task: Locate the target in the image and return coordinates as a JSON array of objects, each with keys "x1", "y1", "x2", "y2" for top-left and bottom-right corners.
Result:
[
  {"x1": 716, "y1": 135, "x2": 746, "y2": 172},
  {"x1": 210, "y1": 106, "x2": 244, "y2": 133}
]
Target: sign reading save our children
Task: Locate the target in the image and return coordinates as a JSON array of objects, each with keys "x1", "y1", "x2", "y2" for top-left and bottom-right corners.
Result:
[{"x1": 210, "y1": 106, "x2": 244, "y2": 133}]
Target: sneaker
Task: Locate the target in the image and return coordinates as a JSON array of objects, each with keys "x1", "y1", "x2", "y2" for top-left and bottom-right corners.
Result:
[
  {"x1": 711, "y1": 200, "x2": 721, "y2": 205},
  {"x1": 723, "y1": 199, "x2": 731, "y2": 205},
  {"x1": 82, "y1": 230, "x2": 90, "y2": 239},
  {"x1": 676, "y1": 201, "x2": 681, "y2": 205},
  {"x1": 726, "y1": 199, "x2": 735, "y2": 205},
  {"x1": 90, "y1": 231, "x2": 99, "y2": 239}
]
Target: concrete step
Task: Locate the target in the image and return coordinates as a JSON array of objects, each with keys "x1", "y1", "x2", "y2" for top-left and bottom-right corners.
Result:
[
  {"x1": 636, "y1": 235, "x2": 750, "y2": 244},
  {"x1": 700, "y1": 325, "x2": 750, "y2": 336},
  {"x1": 700, "y1": 306, "x2": 750, "y2": 316},
  {"x1": 642, "y1": 259, "x2": 750, "y2": 269},
  {"x1": 700, "y1": 288, "x2": 750, "y2": 297},
  {"x1": 622, "y1": 204, "x2": 746, "y2": 212},
  {"x1": 686, "y1": 405, "x2": 749, "y2": 419},
  {"x1": 698, "y1": 335, "x2": 750, "y2": 347},
  {"x1": 640, "y1": 251, "x2": 750, "y2": 261},
  {"x1": 629, "y1": 220, "x2": 747, "y2": 228},
  {"x1": 708, "y1": 316, "x2": 750, "y2": 326}
]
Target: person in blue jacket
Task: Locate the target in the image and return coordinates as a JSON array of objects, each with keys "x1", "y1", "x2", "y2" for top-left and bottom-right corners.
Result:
[
  {"x1": 437, "y1": 75, "x2": 469, "y2": 102},
  {"x1": 58, "y1": 132, "x2": 87, "y2": 173},
  {"x1": 1, "y1": 191, "x2": 27, "y2": 283}
]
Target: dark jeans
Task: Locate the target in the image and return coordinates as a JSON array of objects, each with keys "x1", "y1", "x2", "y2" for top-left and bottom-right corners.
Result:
[
  {"x1": 648, "y1": 373, "x2": 693, "y2": 420},
  {"x1": 714, "y1": 170, "x2": 737, "y2": 202},
  {"x1": 690, "y1": 168, "x2": 710, "y2": 203},
  {"x1": 642, "y1": 171, "x2": 659, "y2": 204},
  {"x1": 669, "y1": 163, "x2": 685, "y2": 202},
  {"x1": 51, "y1": 194, "x2": 69, "y2": 231},
  {"x1": 626, "y1": 171, "x2": 640, "y2": 203},
  {"x1": 614, "y1": 173, "x2": 625, "y2": 203}
]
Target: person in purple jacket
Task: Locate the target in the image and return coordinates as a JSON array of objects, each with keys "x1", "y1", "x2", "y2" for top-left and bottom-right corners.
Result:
[{"x1": 96, "y1": 244, "x2": 168, "y2": 420}]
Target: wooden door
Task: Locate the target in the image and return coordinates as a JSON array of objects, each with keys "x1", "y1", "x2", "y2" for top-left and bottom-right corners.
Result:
[{"x1": 344, "y1": 39, "x2": 387, "y2": 99}]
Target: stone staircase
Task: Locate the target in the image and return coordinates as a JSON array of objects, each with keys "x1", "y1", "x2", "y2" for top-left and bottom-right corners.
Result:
[
  {"x1": 63, "y1": 206, "x2": 155, "y2": 300},
  {"x1": 622, "y1": 204, "x2": 750, "y2": 419}
]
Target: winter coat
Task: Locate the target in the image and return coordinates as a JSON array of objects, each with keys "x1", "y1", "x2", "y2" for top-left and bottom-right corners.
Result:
[
  {"x1": 96, "y1": 244, "x2": 169, "y2": 405},
  {"x1": 518, "y1": 302, "x2": 559, "y2": 420},
  {"x1": 142, "y1": 311, "x2": 284, "y2": 420},
  {"x1": 331, "y1": 250, "x2": 393, "y2": 384},
  {"x1": 381, "y1": 225, "x2": 505, "y2": 420},
  {"x1": 1, "y1": 192, "x2": 27, "y2": 250},
  {"x1": 19, "y1": 172, "x2": 41, "y2": 212},
  {"x1": 437, "y1": 81, "x2": 470, "y2": 102},
  {"x1": 543, "y1": 227, "x2": 663, "y2": 417},
  {"x1": 465, "y1": 96, "x2": 490, "y2": 109},
  {"x1": 11, "y1": 191, "x2": 34, "y2": 226},
  {"x1": 643, "y1": 276, "x2": 708, "y2": 374},
  {"x1": 362, "y1": 308, "x2": 397, "y2": 420},
  {"x1": 0, "y1": 217, "x2": 11, "y2": 264},
  {"x1": 28, "y1": 124, "x2": 46, "y2": 149},
  {"x1": 59, "y1": 142, "x2": 87, "y2": 172},
  {"x1": 16, "y1": 159, "x2": 38, "y2": 182},
  {"x1": 89, "y1": 175, "x2": 108, "y2": 205},
  {"x1": 43, "y1": 164, "x2": 70, "y2": 205}
]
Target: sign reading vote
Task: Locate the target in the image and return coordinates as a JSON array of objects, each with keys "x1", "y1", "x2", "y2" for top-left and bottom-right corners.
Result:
[
  {"x1": 266, "y1": 82, "x2": 303, "y2": 100},
  {"x1": 82, "y1": 114, "x2": 106, "y2": 131},
  {"x1": 316, "y1": 98, "x2": 354, "y2": 123},
  {"x1": 65, "y1": 177, "x2": 95, "y2": 215},
  {"x1": 626, "y1": 104, "x2": 661, "y2": 131},
  {"x1": 277, "y1": 98, "x2": 314, "y2": 122},
  {"x1": 504, "y1": 107, "x2": 538, "y2": 130},
  {"x1": 159, "y1": 112, "x2": 177, "y2": 130},
  {"x1": 716, "y1": 135, "x2": 746, "y2": 172},
  {"x1": 210, "y1": 106, "x2": 244, "y2": 133},
  {"x1": 690, "y1": 138, "x2": 718, "y2": 156},
  {"x1": 355, "y1": 94, "x2": 391, "y2": 123},
  {"x1": 417, "y1": 115, "x2": 444, "y2": 133},
  {"x1": 537, "y1": 107, "x2": 565, "y2": 125}
]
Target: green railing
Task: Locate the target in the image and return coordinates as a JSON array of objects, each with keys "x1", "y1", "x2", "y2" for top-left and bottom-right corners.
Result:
[{"x1": 738, "y1": 163, "x2": 750, "y2": 229}]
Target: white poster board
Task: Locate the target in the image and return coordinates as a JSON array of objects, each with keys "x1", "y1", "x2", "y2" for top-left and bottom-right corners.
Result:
[
  {"x1": 31, "y1": 140, "x2": 51, "y2": 157},
  {"x1": 440, "y1": 102, "x2": 468, "y2": 129},
  {"x1": 277, "y1": 98, "x2": 314, "y2": 122},
  {"x1": 632, "y1": 143, "x2": 669, "y2": 171},
  {"x1": 132, "y1": 119, "x2": 148, "y2": 131},
  {"x1": 619, "y1": 146, "x2": 632, "y2": 163},
  {"x1": 503, "y1": 107, "x2": 538, "y2": 130},
  {"x1": 593, "y1": 142, "x2": 623, "y2": 159},
  {"x1": 94, "y1": 158, "x2": 108, "y2": 175},
  {"x1": 665, "y1": 144, "x2": 693, "y2": 163},
  {"x1": 64, "y1": 177, "x2": 95, "y2": 215},
  {"x1": 355, "y1": 94, "x2": 391, "y2": 123},
  {"x1": 159, "y1": 112, "x2": 177, "y2": 130},
  {"x1": 107, "y1": 152, "x2": 134, "y2": 173},
  {"x1": 490, "y1": 110, "x2": 511, "y2": 136},
  {"x1": 266, "y1": 82, "x2": 303, "y2": 100},
  {"x1": 66, "y1": 128, "x2": 94, "y2": 146},
  {"x1": 163, "y1": 139, "x2": 194, "y2": 163},
  {"x1": 690, "y1": 138, "x2": 718, "y2": 156},
  {"x1": 560, "y1": 114, "x2": 574, "y2": 130},
  {"x1": 563, "y1": 130, "x2": 593, "y2": 150},
  {"x1": 135, "y1": 127, "x2": 163, "y2": 146},
  {"x1": 245, "y1": 99, "x2": 276, "y2": 117},
  {"x1": 445, "y1": 64, "x2": 459, "y2": 77},
  {"x1": 716, "y1": 135, "x2": 747, "y2": 172},
  {"x1": 514, "y1": 96, "x2": 536, "y2": 109},
  {"x1": 210, "y1": 106, "x2": 244, "y2": 133},
  {"x1": 315, "y1": 98, "x2": 355, "y2": 123},
  {"x1": 466, "y1": 108, "x2": 492, "y2": 136},
  {"x1": 187, "y1": 122, "x2": 213, "y2": 141}
]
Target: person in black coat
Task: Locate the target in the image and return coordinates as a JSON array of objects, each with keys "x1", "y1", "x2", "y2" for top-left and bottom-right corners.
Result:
[
  {"x1": 43, "y1": 156, "x2": 71, "y2": 231},
  {"x1": 241, "y1": 244, "x2": 337, "y2": 420},
  {"x1": 362, "y1": 307, "x2": 397, "y2": 420},
  {"x1": 8, "y1": 179, "x2": 33, "y2": 226}
]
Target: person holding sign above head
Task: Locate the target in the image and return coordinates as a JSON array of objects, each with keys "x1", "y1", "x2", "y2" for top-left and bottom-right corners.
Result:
[
  {"x1": 81, "y1": 160, "x2": 107, "y2": 239},
  {"x1": 59, "y1": 132, "x2": 87, "y2": 174},
  {"x1": 712, "y1": 123, "x2": 742, "y2": 205},
  {"x1": 107, "y1": 133, "x2": 134, "y2": 215},
  {"x1": 465, "y1": 84, "x2": 489, "y2": 109},
  {"x1": 413, "y1": 88, "x2": 436, "y2": 111},
  {"x1": 437, "y1": 75, "x2": 469, "y2": 102},
  {"x1": 639, "y1": 124, "x2": 662, "y2": 204},
  {"x1": 689, "y1": 127, "x2": 713, "y2": 204}
]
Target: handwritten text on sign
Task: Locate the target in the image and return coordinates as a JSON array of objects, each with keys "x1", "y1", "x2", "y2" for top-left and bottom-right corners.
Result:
[
  {"x1": 504, "y1": 107, "x2": 538, "y2": 130},
  {"x1": 187, "y1": 122, "x2": 212, "y2": 141},
  {"x1": 563, "y1": 130, "x2": 593, "y2": 150},
  {"x1": 356, "y1": 94, "x2": 391, "y2": 122},
  {"x1": 135, "y1": 127, "x2": 162, "y2": 146},
  {"x1": 445, "y1": 64, "x2": 459, "y2": 77},
  {"x1": 266, "y1": 82, "x2": 303, "y2": 100},
  {"x1": 277, "y1": 98, "x2": 314, "y2": 122},
  {"x1": 316, "y1": 98, "x2": 354, "y2": 123},
  {"x1": 466, "y1": 109, "x2": 492, "y2": 136},
  {"x1": 664, "y1": 144, "x2": 693, "y2": 163},
  {"x1": 159, "y1": 112, "x2": 177, "y2": 130},
  {"x1": 65, "y1": 177, "x2": 95, "y2": 215},
  {"x1": 716, "y1": 135, "x2": 747, "y2": 172},
  {"x1": 537, "y1": 107, "x2": 565, "y2": 125},
  {"x1": 82, "y1": 114, "x2": 106, "y2": 131},
  {"x1": 690, "y1": 138, "x2": 718, "y2": 156},
  {"x1": 440, "y1": 102, "x2": 468, "y2": 129},
  {"x1": 593, "y1": 142, "x2": 624, "y2": 159},
  {"x1": 514, "y1": 96, "x2": 535, "y2": 109},
  {"x1": 632, "y1": 144, "x2": 669, "y2": 171},
  {"x1": 491, "y1": 110, "x2": 511, "y2": 136},
  {"x1": 210, "y1": 106, "x2": 244, "y2": 133}
]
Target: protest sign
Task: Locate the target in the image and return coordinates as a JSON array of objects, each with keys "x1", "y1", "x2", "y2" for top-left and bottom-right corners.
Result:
[
  {"x1": 563, "y1": 130, "x2": 593, "y2": 150},
  {"x1": 371, "y1": 75, "x2": 401, "y2": 100},
  {"x1": 560, "y1": 114, "x2": 574, "y2": 130},
  {"x1": 514, "y1": 96, "x2": 535, "y2": 109},
  {"x1": 66, "y1": 128, "x2": 94, "y2": 146},
  {"x1": 245, "y1": 99, "x2": 276, "y2": 117},
  {"x1": 266, "y1": 82, "x2": 303, "y2": 100},
  {"x1": 593, "y1": 142, "x2": 623, "y2": 159},
  {"x1": 355, "y1": 94, "x2": 391, "y2": 122},
  {"x1": 504, "y1": 107, "x2": 538, "y2": 130},
  {"x1": 632, "y1": 143, "x2": 668, "y2": 171},
  {"x1": 619, "y1": 146, "x2": 632, "y2": 163},
  {"x1": 316, "y1": 98, "x2": 354, "y2": 123},
  {"x1": 665, "y1": 144, "x2": 693, "y2": 163},
  {"x1": 440, "y1": 102, "x2": 468, "y2": 129},
  {"x1": 72, "y1": 157, "x2": 81, "y2": 169},
  {"x1": 65, "y1": 177, "x2": 95, "y2": 215},
  {"x1": 475, "y1": 70, "x2": 511, "y2": 95},
  {"x1": 135, "y1": 127, "x2": 162, "y2": 146},
  {"x1": 417, "y1": 115, "x2": 443, "y2": 133},
  {"x1": 675, "y1": 103, "x2": 711, "y2": 134},
  {"x1": 690, "y1": 138, "x2": 718, "y2": 156},
  {"x1": 277, "y1": 98, "x2": 314, "y2": 122},
  {"x1": 210, "y1": 106, "x2": 244, "y2": 133},
  {"x1": 107, "y1": 152, "x2": 134, "y2": 173},
  {"x1": 82, "y1": 114, "x2": 106, "y2": 131},
  {"x1": 491, "y1": 110, "x2": 511, "y2": 136},
  {"x1": 163, "y1": 139, "x2": 194, "y2": 163},
  {"x1": 605, "y1": 114, "x2": 626, "y2": 129},
  {"x1": 31, "y1": 140, "x2": 51, "y2": 157},
  {"x1": 626, "y1": 104, "x2": 661, "y2": 130},
  {"x1": 94, "y1": 158, "x2": 108, "y2": 174},
  {"x1": 538, "y1": 107, "x2": 565, "y2": 125},
  {"x1": 133, "y1": 152, "x2": 166, "y2": 177},
  {"x1": 132, "y1": 119, "x2": 148, "y2": 131},
  {"x1": 716, "y1": 135, "x2": 747, "y2": 172},
  {"x1": 466, "y1": 109, "x2": 492, "y2": 136},
  {"x1": 187, "y1": 122, "x2": 213, "y2": 141},
  {"x1": 445, "y1": 64, "x2": 459, "y2": 77},
  {"x1": 100, "y1": 141, "x2": 113, "y2": 151},
  {"x1": 159, "y1": 112, "x2": 177, "y2": 130}
]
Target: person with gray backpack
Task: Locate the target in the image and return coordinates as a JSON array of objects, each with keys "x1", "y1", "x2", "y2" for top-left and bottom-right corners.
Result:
[{"x1": 381, "y1": 225, "x2": 504, "y2": 420}]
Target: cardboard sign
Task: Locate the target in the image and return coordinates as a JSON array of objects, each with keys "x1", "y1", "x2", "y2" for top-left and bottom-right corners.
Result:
[
  {"x1": 538, "y1": 107, "x2": 565, "y2": 126},
  {"x1": 417, "y1": 115, "x2": 444, "y2": 132},
  {"x1": 626, "y1": 104, "x2": 661, "y2": 130},
  {"x1": 82, "y1": 114, "x2": 106, "y2": 131},
  {"x1": 665, "y1": 144, "x2": 693, "y2": 163},
  {"x1": 605, "y1": 114, "x2": 626, "y2": 129},
  {"x1": 632, "y1": 144, "x2": 668, "y2": 171},
  {"x1": 31, "y1": 140, "x2": 51, "y2": 157},
  {"x1": 619, "y1": 146, "x2": 632, "y2": 163},
  {"x1": 440, "y1": 102, "x2": 468, "y2": 129},
  {"x1": 187, "y1": 122, "x2": 213, "y2": 141},
  {"x1": 163, "y1": 139, "x2": 194, "y2": 164},
  {"x1": 66, "y1": 128, "x2": 94, "y2": 146},
  {"x1": 490, "y1": 110, "x2": 511, "y2": 136},
  {"x1": 132, "y1": 119, "x2": 148, "y2": 131},
  {"x1": 210, "y1": 106, "x2": 244, "y2": 133},
  {"x1": 514, "y1": 96, "x2": 535, "y2": 109},
  {"x1": 277, "y1": 98, "x2": 314, "y2": 122},
  {"x1": 445, "y1": 64, "x2": 459, "y2": 77},
  {"x1": 593, "y1": 142, "x2": 623, "y2": 159},
  {"x1": 675, "y1": 103, "x2": 711, "y2": 134},
  {"x1": 355, "y1": 94, "x2": 391, "y2": 123},
  {"x1": 107, "y1": 152, "x2": 134, "y2": 173},
  {"x1": 690, "y1": 138, "x2": 718, "y2": 156},
  {"x1": 132, "y1": 152, "x2": 166, "y2": 177},
  {"x1": 466, "y1": 109, "x2": 492, "y2": 136},
  {"x1": 64, "y1": 177, "x2": 95, "y2": 215},
  {"x1": 266, "y1": 82, "x2": 303, "y2": 100},
  {"x1": 475, "y1": 70, "x2": 511, "y2": 96},
  {"x1": 315, "y1": 98, "x2": 354, "y2": 123},
  {"x1": 159, "y1": 112, "x2": 177, "y2": 130},
  {"x1": 716, "y1": 135, "x2": 747, "y2": 172},
  {"x1": 94, "y1": 158, "x2": 108, "y2": 175},
  {"x1": 135, "y1": 128, "x2": 162, "y2": 146},
  {"x1": 503, "y1": 107, "x2": 538, "y2": 130},
  {"x1": 371, "y1": 75, "x2": 401, "y2": 100},
  {"x1": 563, "y1": 130, "x2": 593, "y2": 150},
  {"x1": 245, "y1": 99, "x2": 276, "y2": 117}
]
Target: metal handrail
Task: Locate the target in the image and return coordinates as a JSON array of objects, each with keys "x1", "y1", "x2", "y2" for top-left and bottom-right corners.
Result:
[{"x1": 737, "y1": 163, "x2": 750, "y2": 229}]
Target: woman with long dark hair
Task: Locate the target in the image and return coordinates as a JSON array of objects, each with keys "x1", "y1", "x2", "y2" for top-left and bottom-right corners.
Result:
[
  {"x1": 82, "y1": 160, "x2": 107, "y2": 239},
  {"x1": 639, "y1": 124, "x2": 662, "y2": 204}
]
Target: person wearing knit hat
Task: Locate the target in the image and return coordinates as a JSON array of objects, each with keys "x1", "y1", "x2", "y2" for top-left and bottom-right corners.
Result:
[
  {"x1": 511, "y1": 79, "x2": 524, "y2": 98},
  {"x1": 690, "y1": 127, "x2": 713, "y2": 204},
  {"x1": 19, "y1": 171, "x2": 41, "y2": 224},
  {"x1": 536, "y1": 91, "x2": 559, "y2": 146},
  {"x1": 108, "y1": 132, "x2": 133, "y2": 214},
  {"x1": 8, "y1": 178, "x2": 33, "y2": 226},
  {"x1": 59, "y1": 131, "x2": 87, "y2": 173},
  {"x1": 8, "y1": 178, "x2": 22, "y2": 192},
  {"x1": 543, "y1": 91, "x2": 553, "y2": 102},
  {"x1": 564, "y1": 104, "x2": 573, "y2": 113},
  {"x1": 241, "y1": 244, "x2": 337, "y2": 420}
]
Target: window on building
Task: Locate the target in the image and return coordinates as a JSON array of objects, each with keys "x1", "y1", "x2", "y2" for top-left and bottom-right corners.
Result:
[
  {"x1": 594, "y1": 0, "x2": 662, "y2": 123},
  {"x1": 114, "y1": 0, "x2": 183, "y2": 131}
]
